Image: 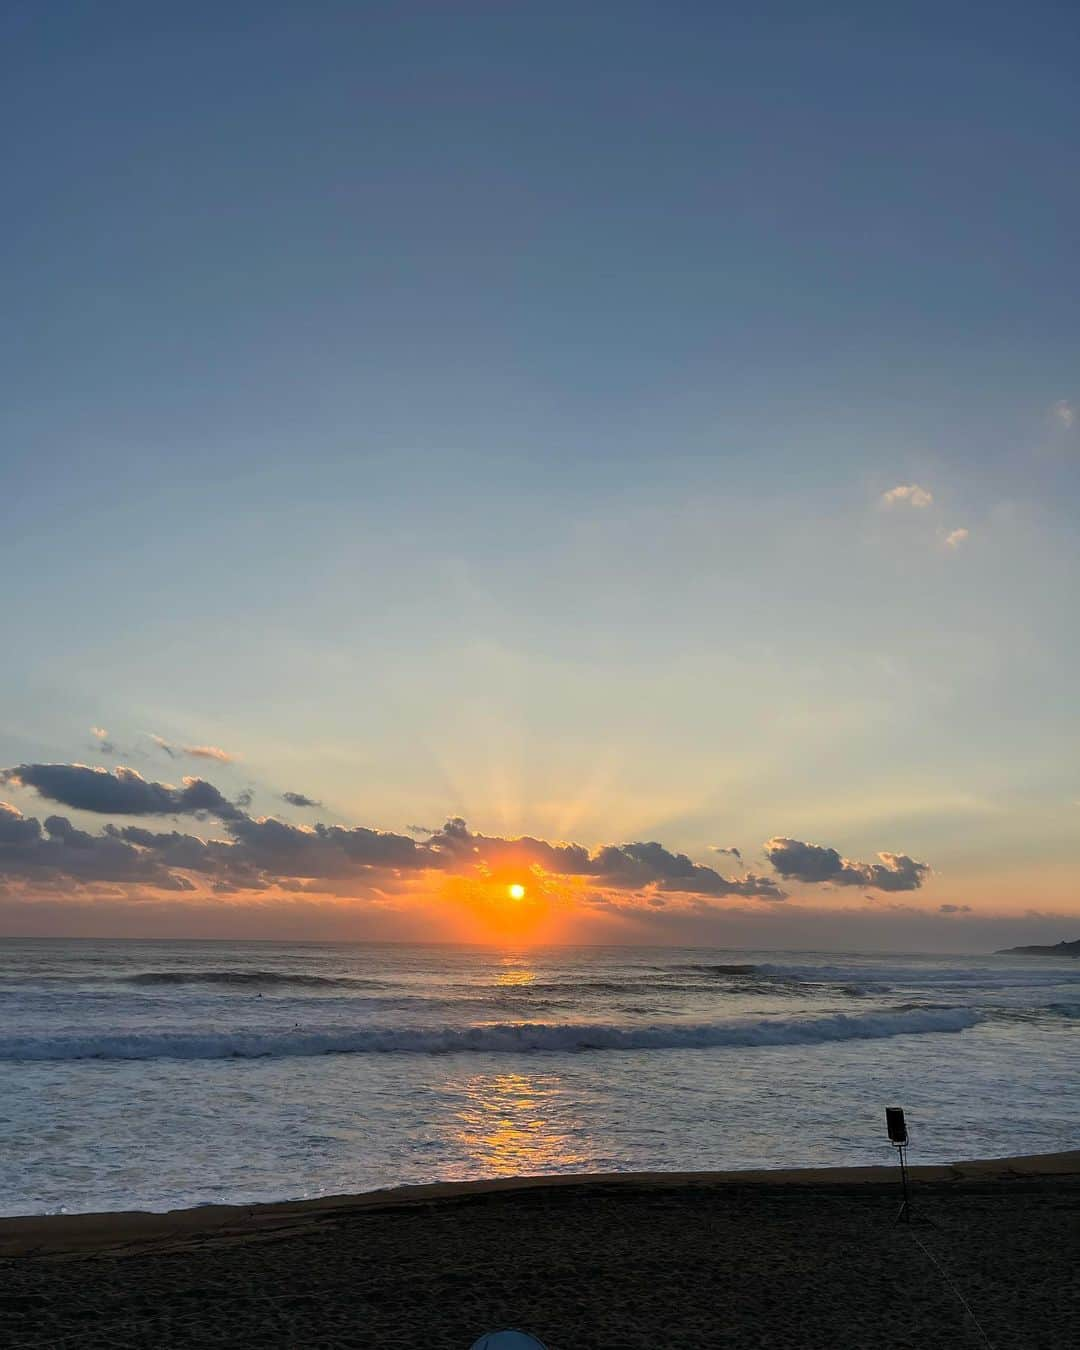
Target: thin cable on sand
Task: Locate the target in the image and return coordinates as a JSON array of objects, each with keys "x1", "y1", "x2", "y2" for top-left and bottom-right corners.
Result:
[{"x1": 907, "y1": 1229, "x2": 996, "y2": 1350}]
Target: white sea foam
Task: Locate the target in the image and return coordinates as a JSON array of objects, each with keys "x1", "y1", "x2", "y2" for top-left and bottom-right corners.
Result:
[{"x1": 0, "y1": 1006, "x2": 979, "y2": 1062}]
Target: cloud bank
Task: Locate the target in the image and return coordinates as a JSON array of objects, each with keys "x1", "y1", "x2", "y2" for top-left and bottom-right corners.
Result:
[{"x1": 0, "y1": 764, "x2": 934, "y2": 919}]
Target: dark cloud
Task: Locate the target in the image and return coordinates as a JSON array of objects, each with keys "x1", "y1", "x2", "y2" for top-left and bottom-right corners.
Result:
[
  {"x1": 1, "y1": 764, "x2": 246, "y2": 821},
  {"x1": 764, "y1": 837, "x2": 929, "y2": 891},
  {"x1": 589, "y1": 839, "x2": 783, "y2": 899},
  {"x1": 0, "y1": 802, "x2": 42, "y2": 845},
  {"x1": 865, "y1": 853, "x2": 931, "y2": 892},
  {"x1": 316, "y1": 822, "x2": 435, "y2": 869},
  {"x1": 939, "y1": 903, "x2": 972, "y2": 914},
  {"x1": 282, "y1": 792, "x2": 321, "y2": 808},
  {"x1": 0, "y1": 802, "x2": 193, "y2": 889},
  {"x1": 764, "y1": 838, "x2": 849, "y2": 884}
]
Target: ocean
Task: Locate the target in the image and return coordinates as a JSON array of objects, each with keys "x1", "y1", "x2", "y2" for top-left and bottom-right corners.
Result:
[{"x1": 1, "y1": 939, "x2": 1076, "y2": 1217}]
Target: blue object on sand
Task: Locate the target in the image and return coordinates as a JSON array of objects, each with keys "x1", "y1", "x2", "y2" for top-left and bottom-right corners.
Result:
[{"x1": 469, "y1": 1332, "x2": 548, "y2": 1350}]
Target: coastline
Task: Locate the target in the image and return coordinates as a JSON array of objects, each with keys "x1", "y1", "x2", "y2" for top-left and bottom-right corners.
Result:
[{"x1": 3, "y1": 1147, "x2": 1076, "y2": 1259}]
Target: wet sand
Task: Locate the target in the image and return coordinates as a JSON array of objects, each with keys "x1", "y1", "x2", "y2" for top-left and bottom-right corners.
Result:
[{"x1": 1, "y1": 1151, "x2": 1077, "y2": 1347}]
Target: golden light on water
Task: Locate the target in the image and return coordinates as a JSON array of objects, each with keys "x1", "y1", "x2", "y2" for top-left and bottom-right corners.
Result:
[
  {"x1": 508, "y1": 883, "x2": 526, "y2": 900},
  {"x1": 495, "y1": 965, "x2": 536, "y2": 987},
  {"x1": 450, "y1": 1072, "x2": 585, "y2": 1177}
]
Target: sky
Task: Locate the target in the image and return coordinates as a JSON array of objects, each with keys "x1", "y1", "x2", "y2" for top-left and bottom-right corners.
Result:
[{"x1": 1, "y1": 2, "x2": 1078, "y2": 949}]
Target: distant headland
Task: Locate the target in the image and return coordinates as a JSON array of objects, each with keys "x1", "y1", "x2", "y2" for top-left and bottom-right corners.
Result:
[{"x1": 995, "y1": 939, "x2": 1079, "y2": 958}]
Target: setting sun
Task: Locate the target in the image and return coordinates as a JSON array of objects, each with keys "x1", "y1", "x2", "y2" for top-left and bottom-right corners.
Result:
[{"x1": 508, "y1": 883, "x2": 526, "y2": 900}]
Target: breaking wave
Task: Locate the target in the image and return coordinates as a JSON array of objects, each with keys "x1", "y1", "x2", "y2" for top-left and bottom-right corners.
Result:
[{"x1": 0, "y1": 1007, "x2": 979, "y2": 1062}]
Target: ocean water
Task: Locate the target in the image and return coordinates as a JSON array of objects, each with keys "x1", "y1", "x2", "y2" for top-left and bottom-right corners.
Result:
[{"x1": 0, "y1": 939, "x2": 1076, "y2": 1217}]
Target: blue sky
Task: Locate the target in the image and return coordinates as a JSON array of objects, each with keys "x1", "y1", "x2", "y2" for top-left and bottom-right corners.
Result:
[{"x1": 1, "y1": 3, "x2": 1078, "y2": 943}]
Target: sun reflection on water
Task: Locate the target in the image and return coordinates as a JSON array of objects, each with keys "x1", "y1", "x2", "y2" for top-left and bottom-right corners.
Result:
[
  {"x1": 451, "y1": 1071, "x2": 587, "y2": 1176},
  {"x1": 495, "y1": 968, "x2": 536, "y2": 987},
  {"x1": 494, "y1": 952, "x2": 536, "y2": 987}
]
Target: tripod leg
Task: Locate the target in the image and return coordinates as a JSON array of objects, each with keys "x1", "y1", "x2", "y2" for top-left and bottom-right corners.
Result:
[{"x1": 891, "y1": 1145, "x2": 911, "y2": 1224}]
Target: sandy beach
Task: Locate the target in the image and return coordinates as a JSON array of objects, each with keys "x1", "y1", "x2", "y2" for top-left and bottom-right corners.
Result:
[{"x1": 1, "y1": 1151, "x2": 1076, "y2": 1347}]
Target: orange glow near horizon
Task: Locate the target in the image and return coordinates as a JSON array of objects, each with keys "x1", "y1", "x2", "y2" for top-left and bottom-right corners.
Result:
[{"x1": 436, "y1": 865, "x2": 589, "y2": 943}]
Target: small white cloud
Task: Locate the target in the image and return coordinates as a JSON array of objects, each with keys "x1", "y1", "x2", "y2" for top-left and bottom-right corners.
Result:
[
  {"x1": 148, "y1": 734, "x2": 236, "y2": 763},
  {"x1": 184, "y1": 745, "x2": 237, "y2": 763},
  {"x1": 881, "y1": 484, "x2": 933, "y2": 509},
  {"x1": 90, "y1": 727, "x2": 109, "y2": 742},
  {"x1": 1052, "y1": 399, "x2": 1075, "y2": 429},
  {"x1": 944, "y1": 527, "x2": 969, "y2": 550}
]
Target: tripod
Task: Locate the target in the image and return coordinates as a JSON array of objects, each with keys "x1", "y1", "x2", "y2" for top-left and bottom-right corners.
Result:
[{"x1": 892, "y1": 1140, "x2": 910, "y2": 1225}]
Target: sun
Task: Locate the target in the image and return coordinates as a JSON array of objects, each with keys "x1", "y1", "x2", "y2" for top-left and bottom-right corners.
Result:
[{"x1": 508, "y1": 883, "x2": 526, "y2": 900}]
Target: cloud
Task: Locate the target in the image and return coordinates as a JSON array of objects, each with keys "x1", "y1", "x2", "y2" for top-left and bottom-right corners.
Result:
[
  {"x1": 938, "y1": 903, "x2": 972, "y2": 914},
  {"x1": 0, "y1": 802, "x2": 193, "y2": 889},
  {"x1": 880, "y1": 484, "x2": 973, "y2": 555},
  {"x1": 881, "y1": 484, "x2": 933, "y2": 509},
  {"x1": 1, "y1": 771, "x2": 937, "y2": 914},
  {"x1": 764, "y1": 837, "x2": 929, "y2": 892},
  {"x1": 184, "y1": 745, "x2": 237, "y2": 763},
  {"x1": 0, "y1": 771, "x2": 795, "y2": 904},
  {"x1": 1, "y1": 764, "x2": 246, "y2": 821},
  {"x1": 282, "y1": 791, "x2": 321, "y2": 808},
  {"x1": 870, "y1": 853, "x2": 931, "y2": 891},
  {"x1": 149, "y1": 735, "x2": 236, "y2": 763},
  {"x1": 764, "y1": 838, "x2": 847, "y2": 884},
  {"x1": 1052, "y1": 399, "x2": 1075, "y2": 429},
  {"x1": 420, "y1": 820, "x2": 785, "y2": 899},
  {"x1": 709, "y1": 844, "x2": 742, "y2": 863},
  {"x1": 591, "y1": 837, "x2": 783, "y2": 901},
  {"x1": 587, "y1": 839, "x2": 784, "y2": 899},
  {"x1": 90, "y1": 727, "x2": 115, "y2": 754},
  {"x1": 0, "y1": 801, "x2": 42, "y2": 845}
]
